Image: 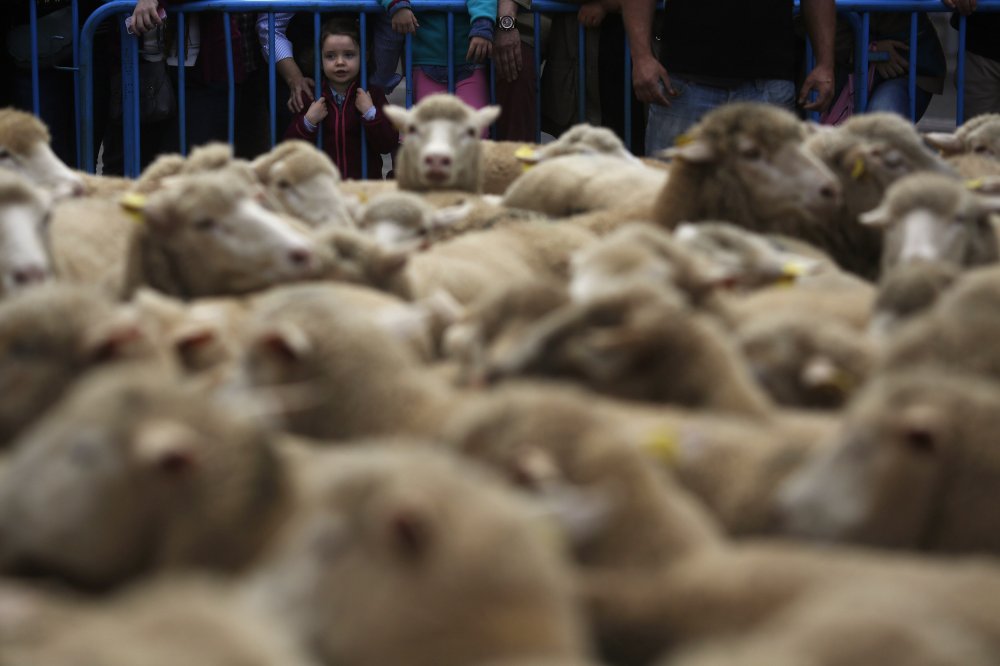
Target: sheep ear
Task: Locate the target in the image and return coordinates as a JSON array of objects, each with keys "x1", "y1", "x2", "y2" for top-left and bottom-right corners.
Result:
[
  {"x1": 83, "y1": 316, "x2": 148, "y2": 363},
  {"x1": 471, "y1": 105, "x2": 502, "y2": 132},
  {"x1": 256, "y1": 323, "x2": 311, "y2": 365},
  {"x1": 133, "y1": 420, "x2": 200, "y2": 476},
  {"x1": 382, "y1": 104, "x2": 412, "y2": 132},
  {"x1": 173, "y1": 328, "x2": 219, "y2": 369},
  {"x1": 661, "y1": 140, "x2": 716, "y2": 164},
  {"x1": 923, "y1": 132, "x2": 964, "y2": 155},
  {"x1": 858, "y1": 203, "x2": 892, "y2": 228}
]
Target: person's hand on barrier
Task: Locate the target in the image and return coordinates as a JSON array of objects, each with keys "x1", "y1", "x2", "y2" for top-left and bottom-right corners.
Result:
[
  {"x1": 494, "y1": 27, "x2": 522, "y2": 82},
  {"x1": 131, "y1": 0, "x2": 164, "y2": 36},
  {"x1": 355, "y1": 89, "x2": 374, "y2": 116},
  {"x1": 873, "y1": 40, "x2": 909, "y2": 79},
  {"x1": 305, "y1": 98, "x2": 328, "y2": 126},
  {"x1": 578, "y1": 2, "x2": 608, "y2": 29},
  {"x1": 941, "y1": 0, "x2": 977, "y2": 15},
  {"x1": 467, "y1": 36, "x2": 493, "y2": 64},
  {"x1": 799, "y1": 63, "x2": 835, "y2": 112},
  {"x1": 287, "y1": 77, "x2": 316, "y2": 113},
  {"x1": 392, "y1": 9, "x2": 420, "y2": 34},
  {"x1": 632, "y1": 54, "x2": 675, "y2": 107}
]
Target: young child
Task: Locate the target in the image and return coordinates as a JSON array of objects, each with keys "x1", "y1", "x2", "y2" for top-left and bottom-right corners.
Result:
[
  {"x1": 384, "y1": 0, "x2": 496, "y2": 112},
  {"x1": 285, "y1": 18, "x2": 399, "y2": 179}
]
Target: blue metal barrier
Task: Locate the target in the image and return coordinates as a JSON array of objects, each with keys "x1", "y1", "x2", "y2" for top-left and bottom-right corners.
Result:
[{"x1": 15, "y1": 0, "x2": 1000, "y2": 175}]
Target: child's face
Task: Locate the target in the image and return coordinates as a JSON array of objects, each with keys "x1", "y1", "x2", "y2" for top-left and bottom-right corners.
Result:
[{"x1": 322, "y1": 34, "x2": 361, "y2": 91}]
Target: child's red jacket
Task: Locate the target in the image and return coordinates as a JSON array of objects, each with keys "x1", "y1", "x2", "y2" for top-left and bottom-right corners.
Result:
[{"x1": 285, "y1": 81, "x2": 399, "y2": 180}]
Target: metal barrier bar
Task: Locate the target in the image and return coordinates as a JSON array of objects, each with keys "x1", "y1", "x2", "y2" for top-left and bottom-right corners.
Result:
[
  {"x1": 69, "y1": 0, "x2": 1000, "y2": 176},
  {"x1": 225, "y1": 12, "x2": 236, "y2": 145}
]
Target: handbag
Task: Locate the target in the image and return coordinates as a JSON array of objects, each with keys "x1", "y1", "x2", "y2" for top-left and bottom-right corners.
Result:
[
  {"x1": 109, "y1": 59, "x2": 177, "y2": 124},
  {"x1": 6, "y1": 5, "x2": 75, "y2": 69}
]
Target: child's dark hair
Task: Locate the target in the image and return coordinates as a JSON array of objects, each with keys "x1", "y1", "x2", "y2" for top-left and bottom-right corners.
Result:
[{"x1": 320, "y1": 17, "x2": 362, "y2": 49}]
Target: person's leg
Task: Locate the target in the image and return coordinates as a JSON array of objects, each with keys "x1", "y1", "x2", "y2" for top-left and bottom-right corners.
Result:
[
  {"x1": 369, "y1": 13, "x2": 404, "y2": 93},
  {"x1": 493, "y1": 42, "x2": 537, "y2": 142},
  {"x1": 453, "y1": 69, "x2": 491, "y2": 136},
  {"x1": 597, "y1": 15, "x2": 644, "y2": 155},
  {"x1": 731, "y1": 78, "x2": 795, "y2": 111},
  {"x1": 963, "y1": 51, "x2": 1000, "y2": 120},
  {"x1": 412, "y1": 68, "x2": 449, "y2": 103},
  {"x1": 645, "y1": 75, "x2": 727, "y2": 157},
  {"x1": 866, "y1": 76, "x2": 910, "y2": 117}
]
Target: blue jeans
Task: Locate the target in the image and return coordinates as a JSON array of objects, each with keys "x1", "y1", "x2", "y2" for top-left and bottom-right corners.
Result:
[
  {"x1": 867, "y1": 75, "x2": 933, "y2": 122},
  {"x1": 369, "y1": 13, "x2": 404, "y2": 93},
  {"x1": 645, "y1": 75, "x2": 796, "y2": 156}
]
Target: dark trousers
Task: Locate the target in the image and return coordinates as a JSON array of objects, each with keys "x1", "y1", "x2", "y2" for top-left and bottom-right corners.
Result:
[{"x1": 494, "y1": 42, "x2": 537, "y2": 143}]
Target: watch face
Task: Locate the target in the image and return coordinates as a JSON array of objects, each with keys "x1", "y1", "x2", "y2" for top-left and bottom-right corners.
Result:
[{"x1": 499, "y1": 15, "x2": 515, "y2": 30}]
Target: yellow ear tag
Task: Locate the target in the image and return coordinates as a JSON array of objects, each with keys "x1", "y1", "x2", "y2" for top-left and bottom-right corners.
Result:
[
  {"x1": 642, "y1": 427, "x2": 680, "y2": 467},
  {"x1": 851, "y1": 157, "x2": 866, "y2": 180},
  {"x1": 966, "y1": 178, "x2": 985, "y2": 191},
  {"x1": 776, "y1": 260, "x2": 805, "y2": 287},
  {"x1": 674, "y1": 133, "x2": 694, "y2": 147},
  {"x1": 514, "y1": 144, "x2": 540, "y2": 171},
  {"x1": 119, "y1": 192, "x2": 148, "y2": 224}
]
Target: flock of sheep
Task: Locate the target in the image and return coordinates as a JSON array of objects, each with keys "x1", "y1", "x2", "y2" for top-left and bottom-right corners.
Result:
[{"x1": 2, "y1": 92, "x2": 1000, "y2": 665}]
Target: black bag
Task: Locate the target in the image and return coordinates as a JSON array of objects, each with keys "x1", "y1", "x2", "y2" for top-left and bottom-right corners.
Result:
[
  {"x1": 6, "y1": 5, "x2": 75, "y2": 69},
  {"x1": 109, "y1": 59, "x2": 177, "y2": 124}
]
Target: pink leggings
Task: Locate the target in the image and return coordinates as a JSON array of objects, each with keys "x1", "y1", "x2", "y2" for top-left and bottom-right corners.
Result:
[{"x1": 412, "y1": 68, "x2": 491, "y2": 135}]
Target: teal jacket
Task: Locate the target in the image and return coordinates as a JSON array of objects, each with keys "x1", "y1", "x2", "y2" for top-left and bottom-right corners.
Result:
[{"x1": 382, "y1": 0, "x2": 497, "y2": 67}]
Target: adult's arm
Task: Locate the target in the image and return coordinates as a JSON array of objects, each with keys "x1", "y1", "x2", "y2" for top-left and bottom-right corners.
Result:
[
  {"x1": 495, "y1": 0, "x2": 523, "y2": 82},
  {"x1": 941, "y1": 0, "x2": 977, "y2": 15},
  {"x1": 621, "y1": 0, "x2": 672, "y2": 105},
  {"x1": 799, "y1": 0, "x2": 835, "y2": 111},
  {"x1": 256, "y1": 13, "x2": 315, "y2": 112}
]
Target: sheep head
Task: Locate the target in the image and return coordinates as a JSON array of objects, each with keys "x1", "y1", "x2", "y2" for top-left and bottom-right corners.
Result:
[
  {"x1": 655, "y1": 103, "x2": 841, "y2": 235},
  {"x1": 0, "y1": 108, "x2": 84, "y2": 199},
  {"x1": 384, "y1": 94, "x2": 500, "y2": 193}
]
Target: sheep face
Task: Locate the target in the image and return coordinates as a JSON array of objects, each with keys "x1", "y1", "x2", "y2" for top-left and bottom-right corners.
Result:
[
  {"x1": 0, "y1": 173, "x2": 52, "y2": 296},
  {"x1": 0, "y1": 367, "x2": 284, "y2": 589},
  {"x1": 861, "y1": 173, "x2": 1000, "y2": 271},
  {"x1": 659, "y1": 103, "x2": 841, "y2": 231},
  {"x1": 775, "y1": 373, "x2": 958, "y2": 548},
  {"x1": 926, "y1": 113, "x2": 1000, "y2": 158},
  {"x1": 0, "y1": 109, "x2": 84, "y2": 199},
  {"x1": 384, "y1": 95, "x2": 500, "y2": 192},
  {"x1": 141, "y1": 173, "x2": 327, "y2": 297}
]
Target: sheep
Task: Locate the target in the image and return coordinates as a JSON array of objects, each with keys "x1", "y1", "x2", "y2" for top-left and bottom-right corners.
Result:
[
  {"x1": 859, "y1": 171, "x2": 1000, "y2": 273},
  {"x1": 383, "y1": 94, "x2": 501, "y2": 192},
  {"x1": 735, "y1": 311, "x2": 875, "y2": 409},
  {"x1": 320, "y1": 218, "x2": 595, "y2": 305},
  {"x1": 0, "y1": 364, "x2": 293, "y2": 590},
  {"x1": 502, "y1": 154, "x2": 667, "y2": 218},
  {"x1": 801, "y1": 113, "x2": 957, "y2": 279},
  {"x1": 121, "y1": 170, "x2": 327, "y2": 298},
  {"x1": 672, "y1": 222, "x2": 831, "y2": 291},
  {"x1": 245, "y1": 445, "x2": 590, "y2": 666},
  {"x1": 583, "y1": 539, "x2": 1000, "y2": 666},
  {"x1": 443, "y1": 382, "x2": 722, "y2": 571},
  {"x1": 251, "y1": 139, "x2": 356, "y2": 230},
  {"x1": 879, "y1": 264, "x2": 1000, "y2": 382},
  {"x1": 3, "y1": 579, "x2": 317, "y2": 666},
  {"x1": 0, "y1": 171, "x2": 52, "y2": 296},
  {"x1": 775, "y1": 369, "x2": 1000, "y2": 555},
  {"x1": 653, "y1": 103, "x2": 842, "y2": 240},
  {"x1": 925, "y1": 112, "x2": 1000, "y2": 158},
  {"x1": 870, "y1": 259, "x2": 960, "y2": 340},
  {"x1": 947, "y1": 152, "x2": 1000, "y2": 179},
  {"x1": 231, "y1": 284, "x2": 460, "y2": 440},
  {"x1": 480, "y1": 284, "x2": 774, "y2": 417},
  {"x1": 0, "y1": 283, "x2": 166, "y2": 448},
  {"x1": 0, "y1": 107, "x2": 85, "y2": 199}
]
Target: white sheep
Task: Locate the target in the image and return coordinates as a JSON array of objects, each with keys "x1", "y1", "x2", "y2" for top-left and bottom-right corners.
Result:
[
  {"x1": 0, "y1": 171, "x2": 52, "y2": 296},
  {"x1": 0, "y1": 107, "x2": 85, "y2": 199}
]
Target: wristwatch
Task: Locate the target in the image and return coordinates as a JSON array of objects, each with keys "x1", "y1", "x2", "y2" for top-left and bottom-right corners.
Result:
[{"x1": 498, "y1": 15, "x2": 516, "y2": 30}]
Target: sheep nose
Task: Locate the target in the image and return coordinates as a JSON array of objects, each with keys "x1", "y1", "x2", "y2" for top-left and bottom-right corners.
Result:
[
  {"x1": 10, "y1": 264, "x2": 49, "y2": 286},
  {"x1": 424, "y1": 153, "x2": 452, "y2": 170},
  {"x1": 819, "y1": 180, "x2": 841, "y2": 202},
  {"x1": 288, "y1": 247, "x2": 313, "y2": 268}
]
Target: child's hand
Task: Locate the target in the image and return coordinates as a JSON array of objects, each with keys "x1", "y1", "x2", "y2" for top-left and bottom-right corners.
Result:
[
  {"x1": 305, "y1": 98, "x2": 328, "y2": 126},
  {"x1": 392, "y1": 9, "x2": 419, "y2": 34},
  {"x1": 467, "y1": 36, "x2": 492, "y2": 64},
  {"x1": 577, "y1": 2, "x2": 608, "y2": 28},
  {"x1": 355, "y1": 89, "x2": 374, "y2": 116}
]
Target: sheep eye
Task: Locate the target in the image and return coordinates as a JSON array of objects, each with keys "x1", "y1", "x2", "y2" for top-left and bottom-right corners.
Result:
[
  {"x1": 276, "y1": 179, "x2": 291, "y2": 190},
  {"x1": 741, "y1": 146, "x2": 762, "y2": 160},
  {"x1": 974, "y1": 145, "x2": 990, "y2": 155},
  {"x1": 465, "y1": 127, "x2": 477, "y2": 138},
  {"x1": 407, "y1": 124, "x2": 418, "y2": 135},
  {"x1": 193, "y1": 218, "x2": 217, "y2": 232}
]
